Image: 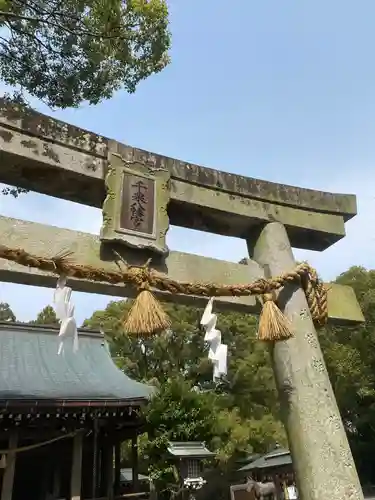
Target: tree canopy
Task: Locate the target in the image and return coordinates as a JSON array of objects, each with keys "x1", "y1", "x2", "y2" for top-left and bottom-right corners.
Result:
[
  {"x1": 318, "y1": 266, "x2": 375, "y2": 484},
  {"x1": 29, "y1": 304, "x2": 59, "y2": 325},
  {"x1": 0, "y1": 302, "x2": 16, "y2": 322},
  {"x1": 0, "y1": 0, "x2": 170, "y2": 108},
  {"x1": 84, "y1": 300, "x2": 287, "y2": 495}
]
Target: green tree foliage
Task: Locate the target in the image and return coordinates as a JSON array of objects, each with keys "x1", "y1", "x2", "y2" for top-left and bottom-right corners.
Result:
[
  {"x1": 143, "y1": 378, "x2": 252, "y2": 492},
  {"x1": 0, "y1": 0, "x2": 170, "y2": 108},
  {"x1": 84, "y1": 299, "x2": 286, "y2": 495},
  {"x1": 84, "y1": 300, "x2": 283, "y2": 432},
  {"x1": 1, "y1": 184, "x2": 28, "y2": 198},
  {"x1": 84, "y1": 301, "x2": 212, "y2": 385},
  {"x1": 318, "y1": 266, "x2": 375, "y2": 485},
  {"x1": 0, "y1": 302, "x2": 16, "y2": 321},
  {"x1": 30, "y1": 305, "x2": 59, "y2": 325},
  {"x1": 84, "y1": 266, "x2": 375, "y2": 488}
]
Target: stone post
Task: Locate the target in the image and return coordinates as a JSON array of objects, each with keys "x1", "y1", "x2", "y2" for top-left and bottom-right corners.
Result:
[{"x1": 247, "y1": 222, "x2": 363, "y2": 500}]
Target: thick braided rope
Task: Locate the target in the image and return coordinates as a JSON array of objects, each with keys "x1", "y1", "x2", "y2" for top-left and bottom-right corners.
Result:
[{"x1": 0, "y1": 245, "x2": 328, "y2": 326}]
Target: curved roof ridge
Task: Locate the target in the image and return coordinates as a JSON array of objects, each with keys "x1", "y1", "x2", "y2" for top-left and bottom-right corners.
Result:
[{"x1": 0, "y1": 322, "x2": 152, "y2": 403}]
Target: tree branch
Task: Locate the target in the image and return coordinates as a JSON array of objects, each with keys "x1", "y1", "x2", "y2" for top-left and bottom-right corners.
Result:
[
  {"x1": 4, "y1": 19, "x2": 61, "y2": 57},
  {"x1": 0, "y1": 10, "x2": 134, "y2": 40}
]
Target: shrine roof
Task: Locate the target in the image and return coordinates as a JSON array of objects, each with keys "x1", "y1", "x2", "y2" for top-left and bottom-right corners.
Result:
[
  {"x1": 0, "y1": 322, "x2": 152, "y2": 405},
  {"x1": 167, "y1": 442, "x2": 215, "y2": 459},
  {"x1": 238, "y1": 448, "x2": 292, "y2": 471}
]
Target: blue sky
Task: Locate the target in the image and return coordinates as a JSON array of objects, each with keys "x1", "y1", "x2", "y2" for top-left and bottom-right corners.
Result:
[{"x1": 1, "y1": 0, "x2": 375, "y2": 324}]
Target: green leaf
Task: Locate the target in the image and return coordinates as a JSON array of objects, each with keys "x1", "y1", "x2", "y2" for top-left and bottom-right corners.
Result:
[{"x1": 0, "y1": 0, "x2": 171, "y2": 108}]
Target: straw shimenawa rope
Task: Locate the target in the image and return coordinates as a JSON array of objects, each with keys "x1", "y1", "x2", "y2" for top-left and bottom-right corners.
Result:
[{"x1": 0, "y1": 245, "x2": 328, "y2": 340}]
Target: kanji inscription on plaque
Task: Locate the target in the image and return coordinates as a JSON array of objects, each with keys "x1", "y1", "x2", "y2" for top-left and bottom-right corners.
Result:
[
  {"x1": 100, "y1": 152, "x2": 170, "y2": 255},
  {"x1": 121, "y1": 174, "x2": 155, "y2": 236}
]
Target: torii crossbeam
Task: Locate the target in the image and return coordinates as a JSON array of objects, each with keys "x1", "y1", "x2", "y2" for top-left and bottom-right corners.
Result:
[{"x1": 0, "y1": 99, "x2": 365, "y2": 500}]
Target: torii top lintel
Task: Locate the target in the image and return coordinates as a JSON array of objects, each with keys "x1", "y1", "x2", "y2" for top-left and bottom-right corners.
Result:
[{"x1": 0, "y1": 99, "x2": 356, "y2": 251}]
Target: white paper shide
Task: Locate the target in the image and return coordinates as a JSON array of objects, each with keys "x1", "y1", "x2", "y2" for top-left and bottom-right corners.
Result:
[
  {"x1": 200, "y1": 297, "x2": 227, "y2": 381},
  {"x1": 54, "y1": 276, "x2": 79, "y2": 355}
]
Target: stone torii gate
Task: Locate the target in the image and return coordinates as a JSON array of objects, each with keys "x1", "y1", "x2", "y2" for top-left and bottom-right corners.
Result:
[{"x1": 0, "y1": 99, "x2": 365, "y2": 500}]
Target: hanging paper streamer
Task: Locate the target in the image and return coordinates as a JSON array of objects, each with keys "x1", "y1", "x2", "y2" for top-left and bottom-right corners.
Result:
[
  {"x1": 200, "y1": 297, "x2": 227, "y2": 381},
  {"x1": 100, "y1": 327, "x2": 111, "y2": 355},
  {"x1": 54, "y1": 276, "x2": 79, "y2": 355}
]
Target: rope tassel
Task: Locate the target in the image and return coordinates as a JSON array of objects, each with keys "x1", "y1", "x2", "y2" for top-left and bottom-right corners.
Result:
[
  {"x1": 112, "y1": 252, "x2": 172, "y2": 337},
  {"x1": 123, "y1": 288, "x2": 171, "y2": 336},
  {"x1": 0, "y1": 246, "x2": 328, "y2": 339},
  {"x1": 257, "y1": 293, "x2": 293, "y2": 342}
]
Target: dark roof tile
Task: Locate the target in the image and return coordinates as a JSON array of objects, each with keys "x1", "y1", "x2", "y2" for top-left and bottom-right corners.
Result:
[{"x1": 0, "y1": 322, "x2": 152, "y2": 403}]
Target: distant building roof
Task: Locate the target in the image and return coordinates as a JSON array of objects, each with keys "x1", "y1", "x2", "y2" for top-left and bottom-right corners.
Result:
[
  {"x1": 238, "y1": 447, "x2": 292, "y2": 472},
  {"x1": 167, "y1": 442, "x2": 215, "y2": 459},
  {"x1": 236, "y1": 453, "x2": 262, "y2": 465},
  {"x1": 0, "y1": 322, "x2": 152, "y2": 405}
]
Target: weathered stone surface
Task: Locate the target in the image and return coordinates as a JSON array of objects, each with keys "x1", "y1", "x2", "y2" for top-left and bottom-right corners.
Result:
[
  {"x1": 0, "y1": 217, "x2": 365, "y2": 324},
  {"x1": 116, "y1": 141, "x2": 356, "y2": 219},
  {"x1": 0, "y1": 100, "x2": 357, "y2": 251},
  {"x1": 170, "y1": 180, "x2": 347, "y2": 249},
  {"x1": 0, "y1": 121, "x2": 106, "y2": 208},
  {"x1": 0, "y1": 125, "x2": 347, "y2": 251},
  {"x1": 0, "y1": 99, "x2": 356, "y2": 218},
  {"x1": 101, "y1": 152, "x2": 170, "y2": 255},
  {"x1": 0, "y1": 216, "x2": 262, "y2": 312},
  {"x1": 0, "y1": 126, "x2": 349, "y2": 251},
  {"x1": 0, "y1": 99, "x2": 107, "y2": 156},
  {"x1": 247, "y1": 222, "x2": 364, "y2": 500}
]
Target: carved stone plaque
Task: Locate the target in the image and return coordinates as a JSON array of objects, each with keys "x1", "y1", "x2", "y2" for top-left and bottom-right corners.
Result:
[{"x1": 100, "y1": 152, "x2": 170, "y2": 255}]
